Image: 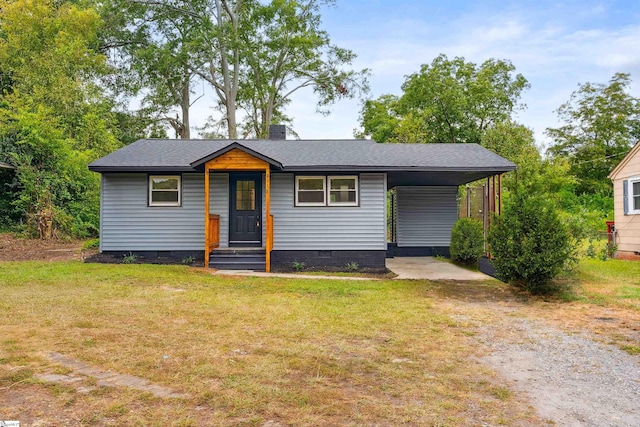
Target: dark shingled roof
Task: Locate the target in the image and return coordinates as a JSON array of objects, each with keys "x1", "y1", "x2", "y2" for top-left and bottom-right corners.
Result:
[{"x1": 88, "y1": 139, "x2": 516, "y2": 174}]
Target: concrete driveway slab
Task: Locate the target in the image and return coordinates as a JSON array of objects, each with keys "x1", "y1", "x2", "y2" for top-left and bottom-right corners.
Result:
[{"x1": 386, "y1": 257, "x2": 490, "y2": 280}]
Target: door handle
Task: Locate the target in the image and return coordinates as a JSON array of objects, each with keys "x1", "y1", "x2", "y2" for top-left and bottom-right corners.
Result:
[{"x1": 257, "y1": 220, "x2": 260, "y2": 228}]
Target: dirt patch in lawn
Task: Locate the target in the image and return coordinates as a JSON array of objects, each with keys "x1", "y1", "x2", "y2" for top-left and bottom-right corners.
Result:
[
  {"x1": 0, "y1": 233, "x2": 91, "y2": 262},
  {"x1": 41, "y1": 352, "x2": 188, "y2": 399}
]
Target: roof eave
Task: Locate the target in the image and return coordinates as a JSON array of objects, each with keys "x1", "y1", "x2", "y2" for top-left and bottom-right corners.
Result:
[
  {"x1": 280, "y1": 165, "x2": 516, "y2": 172},
  {"x1": 88, "y1": 165, "x2": 195, "y2": 173}
]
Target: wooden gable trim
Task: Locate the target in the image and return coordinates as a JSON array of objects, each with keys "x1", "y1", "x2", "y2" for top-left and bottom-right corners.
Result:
[
  {"x1": 191, "y1": 142, "x2": 282, "y2": 169},
  {"x1": 609, "y1": 141, "x2": 640, "y2": 180},
  {"x1": 205, "y1": 148, "x2": 269, "y2": 171}
]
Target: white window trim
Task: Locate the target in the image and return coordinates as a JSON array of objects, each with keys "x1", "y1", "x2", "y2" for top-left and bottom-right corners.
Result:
[
  {"x1": 295, "y1": 176, "x2": 326, "y2": 206},
  {"x1": 629, "y1": 176, "x2": 640, "y2": 215},
  {"x1": 328, "y1": 175, "x2": 359, "y2": 206},
  {"x1": 149, "y1": 175, "x2": 181, "y2": 207}
]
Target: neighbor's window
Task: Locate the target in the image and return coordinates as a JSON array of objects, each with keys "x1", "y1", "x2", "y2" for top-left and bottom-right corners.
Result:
[
  {"x1": 295, "y1": 176, "x2": 326, "y2": 206},
  {"x1": 149, "y1": 175, "x2": 181, "y2": 206},
  {"x1": 328, "y1": 176, "x2": 358, "y2": 206},
  {"x1": 630, "y1": 177, "x2": 640, "y2": 214}
]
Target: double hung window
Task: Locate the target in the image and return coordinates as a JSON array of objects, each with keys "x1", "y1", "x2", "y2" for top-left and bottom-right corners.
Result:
[{"x1": 295, "y1": 175, "x2": 358, "y2": 207}]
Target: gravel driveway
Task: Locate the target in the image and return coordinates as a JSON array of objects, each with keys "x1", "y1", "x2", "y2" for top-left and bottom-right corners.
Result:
[
  {"x1": 440, "y1": 286, "x2": 640, "y2": 427},
  {"x1": 480, "y1": 318, "x2": 640, "y2": 426}
]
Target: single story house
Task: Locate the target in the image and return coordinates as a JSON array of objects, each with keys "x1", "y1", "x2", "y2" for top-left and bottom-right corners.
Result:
[
  {"x1": 88, "y1": 127, "x2": 515, "y2": 271},
  {"x1": 609, "y1": 141, "x2": 640, "y2": 260}
]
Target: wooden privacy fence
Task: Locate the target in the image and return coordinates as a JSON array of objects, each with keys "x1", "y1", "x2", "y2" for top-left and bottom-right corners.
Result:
[{"x1": 458, "y1": 175, "x2": 502, "y2": 256}]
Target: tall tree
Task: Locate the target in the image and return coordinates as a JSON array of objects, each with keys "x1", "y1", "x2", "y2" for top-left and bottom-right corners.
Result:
[
  {"x1": 481, "y1": 121, "x2": 574, "y2": 197},
  {"x1": 100, "y1": 0, "x2": 207, "y2": 138},
  {"x1": 102, "y1": 0, "x2": 367, "y2": 139},
  {"x1": 237, "y1": 0, "x2": 369, "y2": 138},
  {"x1": 358, "y1": 54, "x2": 529, "y2": 144},
  {"x1": 187, "y1": 0, "x2": 244, "y2": 138},
  {"x1": 191, "y1": 0, "x2": 368, "y2": 138},
  {"x1": 546, "y1": 73, "x2": 640, "y2": 195}
]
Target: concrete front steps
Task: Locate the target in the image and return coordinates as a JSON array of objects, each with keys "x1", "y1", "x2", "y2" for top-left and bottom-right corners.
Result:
[{"x1": 209, "y1": 248, "x2": 266, "y2": 271}]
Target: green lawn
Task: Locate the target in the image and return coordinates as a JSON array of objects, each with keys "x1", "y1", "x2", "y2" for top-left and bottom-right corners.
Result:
[
  {"x1": 565, "y1": 258, "x2": 640, "y2": 309},
  {"x1": 0, "y1": 261, "x2": 537, "y2": 426}
]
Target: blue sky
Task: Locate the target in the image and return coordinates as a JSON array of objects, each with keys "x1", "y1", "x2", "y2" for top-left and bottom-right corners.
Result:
[{"x1": 191, "y1": 0, "x2": 640, "y2": 146}]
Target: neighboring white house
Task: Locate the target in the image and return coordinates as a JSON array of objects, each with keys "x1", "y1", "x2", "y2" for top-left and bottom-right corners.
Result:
[{"x1": 609, "y1": 142, "x2": 640, "y2": 260}]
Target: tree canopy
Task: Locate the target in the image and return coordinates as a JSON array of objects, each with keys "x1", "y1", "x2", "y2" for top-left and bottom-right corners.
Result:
[
  {"x1": 101, "y1": 0, "x2": 369, "y2": 139},
  {"x1": 546, "y1": 73, "x2": 640, "y2": 195},
  {"x1": 358, "y1": 54, "x2": 529, "y2": 144},
  {"x1": 0, "y1": 0, "x2": 121, "y2": 236}
]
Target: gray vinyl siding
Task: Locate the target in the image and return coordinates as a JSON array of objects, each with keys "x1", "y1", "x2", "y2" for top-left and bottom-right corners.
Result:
[
  {"x1": 271, "y1": 173, "x2": 386, "y2": 250},
  {"x1": 101, "y1": 172, "x2": 384, "y2": 251},
  {"x1": 210, "y1": 173, "x2": 229, "y2": 248},
  {"x1": 101, "y1": 173, "x2": 204, "y2": 250},
  {"x1": 396, "y1": 186, "x2": 458, "y2": 247}
]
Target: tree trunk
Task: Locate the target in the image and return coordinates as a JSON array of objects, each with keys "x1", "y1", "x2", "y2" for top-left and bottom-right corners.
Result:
[
  {"x1": 214, "y1": 0, "x2": 240, "y2": 139},
  {"x1": 180, "y1": 79, "x2": 190, "y2": 139},
  {"x1": 227, "y1": 96, "x2": 237, "y2": 138}
]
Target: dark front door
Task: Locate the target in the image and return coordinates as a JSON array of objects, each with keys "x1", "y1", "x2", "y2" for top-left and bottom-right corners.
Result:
[{"x1": 229, "y1": 173, "x2": 262, "y2": 246}]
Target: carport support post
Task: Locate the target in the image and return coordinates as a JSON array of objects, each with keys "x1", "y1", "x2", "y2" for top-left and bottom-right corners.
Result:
[{"x1": 498, "y1": 174, "x2": 502, "y2": 215}]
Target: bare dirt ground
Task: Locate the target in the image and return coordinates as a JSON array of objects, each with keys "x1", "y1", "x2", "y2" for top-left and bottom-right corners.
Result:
[
  {"x1": 431, "y1": 282, "x2": 640, "y2": 426},
  {"x1": 0, "y1": 233, "x2": 89, "y2": 262}
]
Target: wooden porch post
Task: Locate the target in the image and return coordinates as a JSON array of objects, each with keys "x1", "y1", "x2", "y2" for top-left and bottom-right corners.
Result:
[
  {"x1": 204, "y1": 164, "x2": 210, "y2": 267},
  {"x1": 265, "y1": 167, "x2": 271, "y2": 272}
]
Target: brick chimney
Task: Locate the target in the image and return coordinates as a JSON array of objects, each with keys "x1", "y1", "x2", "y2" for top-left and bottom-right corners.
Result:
[{"x1": 268, "y1": 124, "x2": 286, "y2": 140}]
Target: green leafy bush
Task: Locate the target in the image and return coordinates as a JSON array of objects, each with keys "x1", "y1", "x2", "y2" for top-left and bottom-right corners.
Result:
[
  {"x1": 345, "y1": 262, "x2": 359, "y2": 272},
  {"x1": 122, "y1": 252, "x2": 137, "y2": 264},
  {"x1": 450, "y1": 218, "x2": 484, "y2": 265},
  {"x1": 489, "y1": 194, "x2": 575, "y2": 294}
]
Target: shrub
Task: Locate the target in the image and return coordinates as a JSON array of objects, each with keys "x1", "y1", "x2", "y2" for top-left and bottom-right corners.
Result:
[
  {"x1": 489, "y1": 194, "x2": 574, "y2": 294},
  {"x1": 345, "y1": 262, "x2": 359, "y2": 272},
  {"x1": 450, "y1": 218, "x2": 484, "y2": 265},
  {"x1": 292, "y1": 261, "x2": 305, "y2": 272},
  {"x1": 122, "y1": 251, "x2": 137, "y2": 264}
]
